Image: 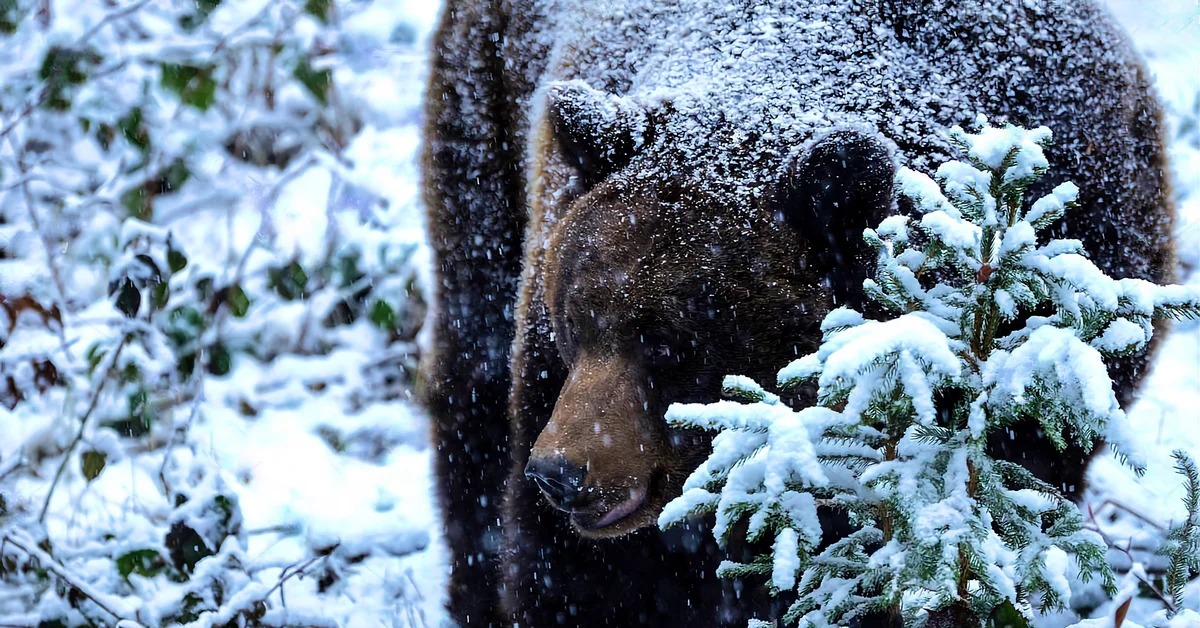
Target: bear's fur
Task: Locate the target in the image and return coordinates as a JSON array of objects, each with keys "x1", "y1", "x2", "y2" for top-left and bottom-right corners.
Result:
[{"x1": 420, "y1": 0, "x2": 1174, "y2": 625}]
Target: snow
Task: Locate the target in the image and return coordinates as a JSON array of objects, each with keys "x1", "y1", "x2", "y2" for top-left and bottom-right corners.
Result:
[
  {"x1": 1091, "y1": 318, "x2": 1150, "y2": 354},
  {"x1": 1044, "y1": 254, "x2": 1123, "y2": 311},
  {"x1": 988, "y1": 326, "x2": 1120, "y2": 421},
  {"x1": 896, "y1": 167, "x2": 958, "y2": 218},
  {"x1": 657, "y1": 486, "x2": 719, "y2": 529},
  {"x1": 772, "y1": 527, "x2": 801, "y2": 591},
  {"x1": 663, "y1": 8, "x2": 1198, "y2": 618},
  {"x1": 724, "y1": 373, "x2": 783, "y2": 405},
  {"x1": 955, "y1": 119, "x2": 1052, "y2": 184},
  {"x1": 814, "y1": 314, "x2": 962, "y2": 424},
  {"x1": 936, "y1": 159, "x2": 998, "y2": 227},
  {"x1": 1, "y1": 0, "x2": 446, "y2": 623},
  {"x1": 922, "y1": 208, "x2": 982, "y2": 251},
  {"x1": 0, "y1": 0, "x2": 1196, "y2": 626},
  {"x1": 1027, "y1": 182, "x2": 1079, "y2": 229},
  {"x1": 1043, "y1": 546, "x2": 1074, "y2": 609}
]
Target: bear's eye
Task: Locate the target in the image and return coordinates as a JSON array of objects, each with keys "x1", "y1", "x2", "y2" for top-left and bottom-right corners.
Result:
[{"x1": 639, "y1": 332, "x2": 682, "y2": 370}]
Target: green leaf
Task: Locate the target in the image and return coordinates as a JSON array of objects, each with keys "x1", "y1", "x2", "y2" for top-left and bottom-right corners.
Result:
[
  {"x1": 227, "y1": 284, "x2": 251, "y2": 317},
  {"x1": 269, "y1": 261, "x2": 309, "y2": 300},
  {"x1": 167, "y1": 247, "x2": 188, "y2": 274},
  {"x1": 165, "y1": 522, "x2": 211, "y2": 574},
  {"x1": 304, "y1": 0, "x2": 332, "y2": 23},
  {"x1": 0, "y1": 0, "x2": 19, "y2": 35},
  {"x1": 161, "y1": 158, "x2": 191, "y2": 193},
  {"x1": 95, "y1": 121, "x2": 117, "y2": 151},
  {"x1": 134, "y1": 254, "x2": 163, "y2": 285},
  {"x1": 206, "y1": 343, "x2": 231, "y2": 376},
  {"x1": 369, "y1": 299, "x2": 396, "y2": 330},
  {"x1": 213, "y1": 494, "x2": 236, "y2": 521},
  {"x1": 121, "y1": 183, "x2": 151, "y2": 221},
  {"x1": 293, "y1": 58, "x2": 332, "y2": 105},
  {"x1": 151, "y1": 281, "x2": 171, "y2": 311},
  {"x1": 105, "y1": 388, "x2": 154, "y2": 438},
  {"x1": 334, "y1": 250, "x2": 364, "y2": 288},
  {"x1": 129, "y1": 388, "x2": 148, "y2": 419},
  {"x1": 197, "y1": 0, "x2": 221, "y2": 16},
  {"x1": 115, "y1": 278, "x2": 141, "y2": 318},
  {"x1": 39, "y1": 46, "x2": 95, "y2": 84},
  {"x1": 118, "y1": 107, "x2": 150, "y2": 154},
  {"x1": 116, "y1": 548, "x2": 166, "y2": 579},
  {"x1": 178, "y1": 353, "x2": 197, "y2": 379},
  {"x1": 39, "y1": 46, "x2": 100, "y2": 111},
  {"x1": 195, "y1": 276, "x2": 214, "y2": 301},
  {"x1": 160, "y1": 64, "x2": 217, "y2": 111},
  {"x1": 160, "y1": 64, "x2": 196, "y2": 94},
  {"x1": 85, "y1": 343, "x2": 106, "y2": 375},
  {"x1": 186, "y1": 77, "x2": 216, "y2": 111},
  {"x1": 80, "y1": 450, "x2": 107, "y2": 482},
  {"x1": 165, "y1": 306, "x2": 204, "y2": 348},
  {"x1": 178, "y1": 0, "x2": 221, "y2": 31}
]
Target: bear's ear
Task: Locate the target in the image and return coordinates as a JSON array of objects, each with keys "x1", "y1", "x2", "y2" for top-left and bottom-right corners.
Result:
[
  {"x1": 775, "y1": 130, "x2": 896, "y2": 309},
  {"x1": 547, "y1": 81, "x2": 649, "y2": 185}
]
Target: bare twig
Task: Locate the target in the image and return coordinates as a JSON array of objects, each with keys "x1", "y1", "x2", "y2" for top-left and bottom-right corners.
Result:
[
  {"x1": 0, "y1": 337, "x2": 82, "y2": 367},
  {"x1": 157, "y1": 380, "x2": 204, "y2": 496},
  {"x1": 78, "y1": 0, "x2": 154, "y2": 44},
  {"x1": 245, "y1": 523, "x2": 303, "y2": 537},
  {"x1": 1085, "y1": 502, "x2": 1177, "y2": 613},
  {"x1": 0, "y1": 456, "x2": 25, "y2": 483},
  {"x1": 1090, "y1": 499, "x2": 1168, "y2": 531},
  {"x1": 35, "y1": 0, "x2": 50, "y2": 27},
  {"x1": 398, "y1": 568, "x2": 429, "y2": 628},
  {"x1": 0, "y1": 88, "x2": 47, "y2": 142},
  {"x1": 212, "y1": 2, "x2": 276, "y2": 53},
  {"x1": 2, "y1": 531, "x2": 135, "y2": 621},
  {"x1": 263, "y1": 547, "x2": 336, "y2": 610},
  {"x1": 6, "y1": 134, "x2": 68, "y2": 314},
  {"x1": 38, "y1": 336, "x2": 128, "y2": 524}
]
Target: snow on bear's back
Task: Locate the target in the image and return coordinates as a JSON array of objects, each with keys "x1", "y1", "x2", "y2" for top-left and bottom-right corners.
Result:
[{"x1": 522, "y1": 0, "x2": 1147, "y2": 201}]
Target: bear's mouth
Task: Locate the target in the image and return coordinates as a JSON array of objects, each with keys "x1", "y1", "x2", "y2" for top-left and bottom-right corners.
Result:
[{"x1": 569, "y1": 485, "x2": 648, "y2": 532}]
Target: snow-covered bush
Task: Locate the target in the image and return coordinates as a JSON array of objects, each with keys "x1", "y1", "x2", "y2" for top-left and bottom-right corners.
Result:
[
  {"x1": 659, "y1": 119, "x2": 1200, "y2": 627},
  {"x1": 0, "y1": 1, "x2": 428, "y2": 624}
]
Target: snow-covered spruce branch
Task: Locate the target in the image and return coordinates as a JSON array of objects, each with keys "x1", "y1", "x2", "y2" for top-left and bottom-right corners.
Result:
[
  {"x1": 659, "y1": 119, "x2": 1200, "y2": 627},
  {"x1": 1157, "y1": 451, "x2": 1200, "y2": 616}
]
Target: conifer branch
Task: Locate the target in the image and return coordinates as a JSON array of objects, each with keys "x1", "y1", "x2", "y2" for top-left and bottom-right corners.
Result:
[{"x1": 660, "y1": 119, "x2": 1200, "y2": 626}]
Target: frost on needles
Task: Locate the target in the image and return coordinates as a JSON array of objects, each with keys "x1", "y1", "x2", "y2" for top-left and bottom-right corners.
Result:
[{"x1": 658, "y1": 119, "x2": 1200, "y2": 627}]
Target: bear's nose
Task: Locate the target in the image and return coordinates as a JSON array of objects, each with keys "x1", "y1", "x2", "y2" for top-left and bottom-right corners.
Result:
[{"x1": 525, "y1": 456, "x2": 588, "y2": 509}]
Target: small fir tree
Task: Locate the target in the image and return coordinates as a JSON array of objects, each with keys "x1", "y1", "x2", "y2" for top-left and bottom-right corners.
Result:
[{"x1": 659, "y1": 118, "x2": 1200, "y2": 626}]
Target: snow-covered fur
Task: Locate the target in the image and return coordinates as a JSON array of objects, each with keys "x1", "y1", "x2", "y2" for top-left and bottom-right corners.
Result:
[{"x1": 420, "y1": 0, "x2": 1174, "y2": 625}]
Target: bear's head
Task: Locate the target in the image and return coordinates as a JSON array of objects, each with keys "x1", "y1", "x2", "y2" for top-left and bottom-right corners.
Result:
[{"x1": 525, "y1": 82, "x2": 897, "y2": 538}]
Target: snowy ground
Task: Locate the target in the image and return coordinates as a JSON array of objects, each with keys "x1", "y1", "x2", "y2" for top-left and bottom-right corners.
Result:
[{"x1": 1, "y1": 0, "x2": 1196, "y2": 626}]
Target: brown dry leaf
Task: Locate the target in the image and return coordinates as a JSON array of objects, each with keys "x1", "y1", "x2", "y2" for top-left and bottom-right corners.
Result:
[{"x1": 1114, "y1": 595, "x2": 1132, "y2": 627}]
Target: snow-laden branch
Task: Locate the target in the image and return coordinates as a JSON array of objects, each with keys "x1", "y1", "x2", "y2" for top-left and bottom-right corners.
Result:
[{"x1": 660, "y1": 119, "x2": 1200, "y2": 626}]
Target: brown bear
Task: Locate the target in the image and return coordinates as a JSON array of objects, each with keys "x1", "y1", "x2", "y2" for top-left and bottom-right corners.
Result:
[{"x1": 420, "y1": 0, "x2": 1175, "y2": 625}]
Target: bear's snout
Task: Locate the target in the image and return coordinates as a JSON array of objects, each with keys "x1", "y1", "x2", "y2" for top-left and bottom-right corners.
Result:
[
  {"x1": 530, "y1": 351, "x2": 668, "y2": 537},
  {"x1": 525, "y1": 455, "x2": 589, "y2": 509}
]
